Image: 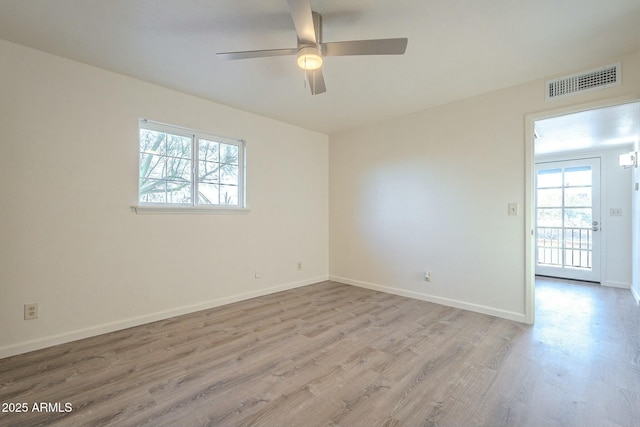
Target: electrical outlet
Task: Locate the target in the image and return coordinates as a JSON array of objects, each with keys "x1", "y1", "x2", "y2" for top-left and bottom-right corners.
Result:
[
  {"x1": 24, "y1": 303, "x2": 39, "y2": 320},
  {"x1": 425, "y1": 271, "x2": 431, "y2": 282},
  {"x1": 297, "y1": 262, "x2": 303, "y2": 271},
  {"x1": 254, "y1": 271, "x2": 261, "y2": 279}
]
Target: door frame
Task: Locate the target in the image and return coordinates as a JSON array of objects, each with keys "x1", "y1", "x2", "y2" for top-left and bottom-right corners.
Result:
[{"x1": 524, "y1": 96, "x2": 640, "y2": 324}]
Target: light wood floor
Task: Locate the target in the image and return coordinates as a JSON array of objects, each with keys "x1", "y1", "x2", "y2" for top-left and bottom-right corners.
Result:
[{"x1": 1, "y1": 279, "x2": 639, "y2": 426}]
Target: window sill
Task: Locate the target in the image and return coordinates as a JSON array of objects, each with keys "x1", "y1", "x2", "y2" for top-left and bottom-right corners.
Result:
[{"x1": 132, "y1": 206, "x2": 251, "y2": 215}]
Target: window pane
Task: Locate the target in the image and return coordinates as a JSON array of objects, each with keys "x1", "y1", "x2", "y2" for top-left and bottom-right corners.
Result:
[
  {"x1": 537, "y1": 227, "x2": 562, "y2": 246},
  {"x1": 564, "y1": 166, "x2": 591, "y2": 187},
  {"x1": 565, "y1": 208, "x2": 591, "y2": 228},
  {"x1": 199, "y1": 140, "x2": 219, "y2": 162},
  {"x1": 565, "y1": 187, "x2": 591, "y2": 207},
  {"x1": 139, "y1": 179, "x2": 166, "y2": 203},
  {"x1": 140, "y1": 154, "x2": 167, "y2": 180},
  {"x1": 166, "y1": 180, "x2": 191, "y2": 204},
  {"x1": 140, "y1": 129, "x2": 167, "y2": 155},
  {"x1": 564, "y1": 228, "x2": 592, "y2": 250},
  {"x1": 538, "y1": 247, "x2": 561, "y2": 266},
  {"x1": 537, "y1": 168, "x2": 562, "y2": 188},
  {"x1": 166, "y1": 157, "x2": 191, "y2": 181},
  {"x1": 166, "y1": 134, "x2": 191, "y2": 159},
  {"x1": 219, "y1": 185, "x2": 238, "y2": 205},
  {"x1": 537, "y1": 208, "x2": 562, "y2": 227},
  {"x1": 220, "y1": 143, "x2": 239, "y2": 165},
  {"x1": 564, "y1": 249, "x2": 591, "y2": 268},
  {"x1": 198, "y1": 183, "x2": 219, "y2": 205},
  {"x1": 220, "y1": 164, "x2": 238, "y2": 185},
  {"x1": 537, "y1": 188, "x2": 562, "y2": 207},
  {"x1": 198, "y1": 161, "x2": 219, "y2": 183}
]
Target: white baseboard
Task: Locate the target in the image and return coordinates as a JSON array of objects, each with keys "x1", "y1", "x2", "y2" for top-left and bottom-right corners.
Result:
[
  {"x1": 602, "y1": 280, "x2": 631, "y2": 289},
  {"x1": 0, "y1": 276, "x2": 328, "y2": 359},
  {"x1": 330, "y1": 275, "x2": 526, "y2": 323},
  {"x1": 632, "y1": 285, "x2": 640, "y2": 305}
]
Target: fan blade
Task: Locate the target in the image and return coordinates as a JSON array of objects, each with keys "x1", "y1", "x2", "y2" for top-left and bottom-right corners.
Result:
[
  {"x1": 217, "y1": 48, "x2": 298, "y2": 60},
  {"x1": 306, "y1": 69, "x2": 326, "y2": 95},
  {"x1": 322, "y1": 38, "x2": 408, "y2": 56},
  {"x1": 287, "y1": 0, "x2": 317, "y2": 45}
]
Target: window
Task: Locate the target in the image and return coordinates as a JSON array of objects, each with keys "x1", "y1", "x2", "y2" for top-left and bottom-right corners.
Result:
[{"x1": 138, "y1": 119, "x2": 245, "y2": 210}]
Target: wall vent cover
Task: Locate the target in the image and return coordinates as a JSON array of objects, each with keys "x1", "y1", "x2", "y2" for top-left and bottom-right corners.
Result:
[{"x1": 546, "y1": 63, "x2": 620, "y2": 100}]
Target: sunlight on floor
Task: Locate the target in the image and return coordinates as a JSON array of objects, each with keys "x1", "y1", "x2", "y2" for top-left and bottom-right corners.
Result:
[{"x1": 534, "y1": 277, "x2": 599, "y2": 357}]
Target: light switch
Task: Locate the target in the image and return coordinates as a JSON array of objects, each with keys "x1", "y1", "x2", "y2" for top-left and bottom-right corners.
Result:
[
  {"x1": 610, "y1": 208, "x2": 622, "y2": 216},
  {"x1": 508, "y1": 203, "x2": 519, "y2": 216}
]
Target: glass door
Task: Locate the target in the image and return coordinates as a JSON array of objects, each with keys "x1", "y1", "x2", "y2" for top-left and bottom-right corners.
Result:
[{"x1": 535, "y1": 158, "x2": 601, "y2": 282}]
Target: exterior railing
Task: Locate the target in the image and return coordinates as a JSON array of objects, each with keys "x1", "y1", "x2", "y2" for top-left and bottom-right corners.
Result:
[{"x1": 536, "y1": 226, "x2": 592, "y2": 268}]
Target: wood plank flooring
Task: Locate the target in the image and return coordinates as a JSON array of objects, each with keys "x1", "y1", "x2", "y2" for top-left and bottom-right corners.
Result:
[{"x1": 1, "y1": 279, "x2": 639, "y2": 426}]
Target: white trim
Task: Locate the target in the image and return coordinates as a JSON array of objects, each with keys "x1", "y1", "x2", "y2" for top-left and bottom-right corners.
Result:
[
  {"x1": 139, "y1": 118, "x2": 244, "y2": 145},
  {"x1": 525, "y1": 114, "x2": 536, "y2": 324},
  {"x1": 330, "y1": 275, "x2": 526, "y2": 323},
  {"x1": 603, "y1": 280, "x2": 631, "y2": 289},
  {"x1": 632, "y1": 285, "x2": 640, "y2": 305},
  {"x1": 132, "y1": 206, "x2": 251, "y2": 215},
  {"x1": 0, "y1": 276, "x2": 328, "y2": 359}
]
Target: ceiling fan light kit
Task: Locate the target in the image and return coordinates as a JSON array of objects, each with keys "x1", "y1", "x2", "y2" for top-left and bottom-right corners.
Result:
[
  {"x1": 297, "y1": 46, "x2": 323, "y2": 70},
  {"x1": 217, "y1": 0, "x2": 408, "y2": 95}
]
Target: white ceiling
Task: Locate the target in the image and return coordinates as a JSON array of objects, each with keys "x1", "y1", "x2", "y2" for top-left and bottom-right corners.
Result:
[
  {"x1": 535, "y1": 102, "x2": 640, "y2": 156},
  {"x1": 0, "y1": 0, "x2": 639, "y2": 135}
]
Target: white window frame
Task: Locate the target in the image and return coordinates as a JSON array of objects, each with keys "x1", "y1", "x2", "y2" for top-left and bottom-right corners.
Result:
[{"x1": 134, "y1": 119, "x2": 248, "y2": 214}]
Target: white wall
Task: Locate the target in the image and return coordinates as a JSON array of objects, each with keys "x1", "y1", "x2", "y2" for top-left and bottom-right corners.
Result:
[
  {"x1": 601, "y1": 148, "x2": 634, "y2": 289},
  {"x1": 329, "y1": 51, "x2": 640, "y2": 321},
  {"x1": 0, "y1": 40, "x2": 329, "y2": 358},
  {"x1": 536, "y1": 148, "x2": 634, "y2": 289}
]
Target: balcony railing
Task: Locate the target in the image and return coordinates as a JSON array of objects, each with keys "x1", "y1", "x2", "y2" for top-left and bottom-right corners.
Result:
[{"x1": 537, "y1": 226, "x2": 592, "y2": 269}]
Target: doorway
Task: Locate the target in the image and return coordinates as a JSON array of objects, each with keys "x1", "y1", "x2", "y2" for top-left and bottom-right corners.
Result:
[
  {"x1": 535, "y1": 158, "x2": 601, "y2": 282},
  {"x1": 524, "y1": 100, "x2": 640, "y2": 324}
]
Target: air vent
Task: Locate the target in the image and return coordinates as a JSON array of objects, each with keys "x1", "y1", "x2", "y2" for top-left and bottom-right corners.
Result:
[{"x1": 546, "y1": 63, "x2": 620, "y2": 100}]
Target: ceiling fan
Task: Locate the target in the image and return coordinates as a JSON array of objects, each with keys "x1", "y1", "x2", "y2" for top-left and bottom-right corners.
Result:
[{"x1": 216, "y1": 0, "x2": 408, "y2": 95}]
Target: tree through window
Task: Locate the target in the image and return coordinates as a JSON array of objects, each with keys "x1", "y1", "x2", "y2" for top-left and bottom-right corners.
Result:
[{"x1": 138, "y1": 120, "x2": 245, "y2": 208}]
